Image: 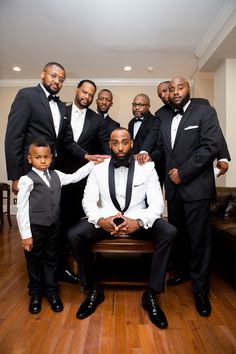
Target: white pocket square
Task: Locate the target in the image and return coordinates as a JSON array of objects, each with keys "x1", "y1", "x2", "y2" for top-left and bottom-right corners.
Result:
[{"x1": 184, "y1": 125, "x2": 198, "y2": 130}]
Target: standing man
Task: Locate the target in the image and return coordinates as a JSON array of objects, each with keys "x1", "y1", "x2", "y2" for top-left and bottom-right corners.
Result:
[
  {"x1": 96, "y1": 89, "x2": 120, "y2": 135},
  {"x1": 68, "y1": 128, "x2": 177, "y2": 329},
  {"x1": 128, "y1": 94, "x2": 163, "y2": 185},
  {"x1": 59, "y1": 80, "x2": 110, "y2": 264},
  {"x1": 155, "y1": 81, "x2": 230, "y2": 179},
  {"x1": 5, "y1": 63, "x2": 106, "y2": 284},
  {"x1": 147, "y1": 76, "x2": 223, "y2": 317}
]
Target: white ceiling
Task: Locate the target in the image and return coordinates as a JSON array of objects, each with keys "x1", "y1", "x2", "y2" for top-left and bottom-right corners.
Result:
[{"x1": 0, "y1": 0, "x2": 236, "y2": 82}]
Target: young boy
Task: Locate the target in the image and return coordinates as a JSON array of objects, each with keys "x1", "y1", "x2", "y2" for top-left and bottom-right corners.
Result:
[{"x1": 17, "y1": 138, "x2": 100, "y2": 314}]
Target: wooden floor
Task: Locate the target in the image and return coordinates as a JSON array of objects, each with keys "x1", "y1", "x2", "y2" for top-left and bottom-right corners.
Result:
[{"x1": 0, "y1": 217, "x2": 235, "y2": 354}]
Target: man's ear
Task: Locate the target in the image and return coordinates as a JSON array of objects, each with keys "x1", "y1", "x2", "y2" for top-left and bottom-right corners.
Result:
[
  {"x1": 131, "y1": 140, "x2": 133, "y2": 149},
  {"x1": 109, "y1": 141, "x2": 111, "y2": 150}
]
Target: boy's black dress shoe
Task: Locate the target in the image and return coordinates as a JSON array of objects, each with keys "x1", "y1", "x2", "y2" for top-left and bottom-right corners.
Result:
[
  {"x1": 167, "y1": 273, "x2": 190, "y2": 286},
  {"x1": 57, "y1": 268, "x2": 80, "y2": 284},
  {"x1": 194, "y1": 292, "x2": 212, "y2": 317},
  {"x1": 48, "y1": 294, "x2": 64, "y2": 312},
  {"x1": 29, "y1": 294, "x2": 41, "y2": 314},
  {"x1": 142, "y1": 291, "x2": 168, "y2": 329},
  {"x1": 76, "y1": 288, "x2": 105, "y2": 319}
]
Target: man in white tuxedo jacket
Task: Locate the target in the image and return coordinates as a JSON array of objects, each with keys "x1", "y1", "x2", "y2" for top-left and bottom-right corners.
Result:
[{"x1": 68, "y1": 128, "x2": 177, "y2": 329}]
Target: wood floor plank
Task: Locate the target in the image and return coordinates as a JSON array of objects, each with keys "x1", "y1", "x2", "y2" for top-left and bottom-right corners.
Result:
[{"x1": 0, "y1": 218, "x2": 235, "y2": 354}]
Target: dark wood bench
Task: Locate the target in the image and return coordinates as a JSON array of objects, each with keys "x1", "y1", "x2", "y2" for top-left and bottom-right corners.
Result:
[{"x1": 90, "y1": 237, "x2": 156, "y2": 286}]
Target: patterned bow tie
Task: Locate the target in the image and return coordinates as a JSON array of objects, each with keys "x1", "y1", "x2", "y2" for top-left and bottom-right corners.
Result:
[{"x1": 48, "y1": 95, "x2": 59, "y2": 102}]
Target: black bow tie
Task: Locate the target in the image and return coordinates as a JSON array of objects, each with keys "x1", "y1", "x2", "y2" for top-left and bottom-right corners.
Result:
[
  {"x1": 173, "y1": 108, "x2": 184, "y2": 116},
  {"x1": 135, "y1": 118, "x2": 143, "y2": 123},
  {"x1": 48, "y1": 95, "x2": 59, "y2": 102}
]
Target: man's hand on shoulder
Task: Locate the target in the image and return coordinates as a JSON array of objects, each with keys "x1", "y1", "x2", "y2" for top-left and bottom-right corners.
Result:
[
  {"x1": 135, "y1": 152, "x2": 152, "y2": 165},
  {"x1": 84, "y1": 154, "x2": 110, "y2": 164}
]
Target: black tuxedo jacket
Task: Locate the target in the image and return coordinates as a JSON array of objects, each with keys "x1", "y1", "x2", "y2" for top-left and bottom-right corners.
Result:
[
  {"x1": 59, "y1": 105, "x2": 110, "y2": 173},
  {"x1": 104, "y1": 115, "x2": 120, "y2": 136},
  {"x1": 151, "y1": 102, "x2": 222, "y2": 201},
  {"x1": 5, "y1": 84, "x2": 85, "y2": 180},
  {"x1": 128, "y1": 111, "x2": 160, "y2": 154},
  {"x1": 154, "y1": 100, "x2": 231, "y2": 161}
]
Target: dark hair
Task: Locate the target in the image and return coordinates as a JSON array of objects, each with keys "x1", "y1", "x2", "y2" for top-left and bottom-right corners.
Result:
[
  {"x1": 43, "y1": 62, "x2": 66, "y2": 76},
  {"x1": 77, "y1": 79, "x2": 97, "y2": 92},
  {"x1": 110, "y1": 127, "x2": 131, "y2": 139},
  {"x1": 28, "y1": 137, "x2": 51, "y2": 152},
  {"x1": 157, "y1": 80, "x2": 170, "y2": 88},
  {"x1": 98, "y1": 89, "x2": 113, "y2": 99}
]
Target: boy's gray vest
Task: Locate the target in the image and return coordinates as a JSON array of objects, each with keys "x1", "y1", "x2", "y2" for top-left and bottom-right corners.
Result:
[{"x1": 27, "y1": 170, "x2": 61, "y2": 226}]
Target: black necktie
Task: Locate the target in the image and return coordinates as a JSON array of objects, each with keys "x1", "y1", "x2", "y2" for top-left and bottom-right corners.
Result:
[
  {"x1": 44, "y1": 171, "x2": 52, "y2": 187},
  {"x1": 48, "y1": 95, "x2": 59, "y2": 102}
]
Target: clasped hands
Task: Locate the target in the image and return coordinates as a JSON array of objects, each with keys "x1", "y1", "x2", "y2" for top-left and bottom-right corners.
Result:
[{"x1": 98, "y1": 213, "x2": 140, "y2": 237}]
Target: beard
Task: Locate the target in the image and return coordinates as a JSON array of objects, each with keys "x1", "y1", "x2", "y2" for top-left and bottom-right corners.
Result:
[
  {"x1": 110, "y1": 149, "x2": 132, "y2": 167},
  {"x1": 172, "y1": 92, "x2": 190, "y2": 109},
  {"x1": 43, "y1": 82, "x2": 60, "y2": 95}
]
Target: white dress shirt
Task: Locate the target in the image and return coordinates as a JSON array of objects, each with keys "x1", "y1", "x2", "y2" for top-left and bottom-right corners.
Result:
[
  {"x1": 40, "y1": 84, "x2": 61, "y2": 136},
  {"x1": 71, "y1": 103, "x2": 86, "y2": 141},
  {"x1": 17, "y1": 162, "x2": 94, "y2": 239},
  {"x1": 133, "y1": 118, "x2": 143, "y2": 139},
  {"x1": 171, "y1": 101, "x2": 190, "y2": 148}
]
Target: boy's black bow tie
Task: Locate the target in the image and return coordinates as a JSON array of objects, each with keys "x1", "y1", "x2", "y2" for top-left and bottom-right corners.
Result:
[{"x1": 48, "y1": 95, "x2": 59, "y2": 102}]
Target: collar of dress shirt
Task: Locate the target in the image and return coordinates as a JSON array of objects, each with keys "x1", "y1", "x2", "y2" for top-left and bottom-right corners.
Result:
[
  {"x1": 72, "y1": 102, "x2": 86, "y2": 116},
  {"x1": 32, "y1": 167, "x2": 50, "y2": 178}
]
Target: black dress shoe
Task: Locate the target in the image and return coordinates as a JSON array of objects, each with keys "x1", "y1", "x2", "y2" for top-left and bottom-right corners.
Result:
[
  {"x1": 29, "y1": 294, "x2": 41, "y2": 314},
  {"x1": 142, "y1": 291, "x2": 168, "y2": 329},
  {"x1": 167, "y1": 273, "x2": 190, "y2": 286},
  {"x1": 194, "y1": 292, "x2": 212, "y2": 317},
  {"x1": 48, "y1": 294, "x2": 64, "y2": 312},
  {"x1": 57, "y1": 268, "x2": 80, "y2": 284},
  {"x1": 76, "y1": 289, "x2": 105, "y2": 319}
]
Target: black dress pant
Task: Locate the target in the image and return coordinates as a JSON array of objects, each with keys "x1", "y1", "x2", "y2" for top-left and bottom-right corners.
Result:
[
  {"x1": 68, "y1": 218, "x2": 177, "y2": 293},
  {"x1": 167, "y1": 191, "x2": 212, "y2": 294},
  {"x1": 24, "y1": 223, "x2": 59, "y2": 296}
]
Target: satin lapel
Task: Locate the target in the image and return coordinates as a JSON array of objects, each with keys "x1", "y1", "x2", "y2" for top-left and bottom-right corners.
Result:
[
  {"x1": 108, "y1": 160, "x2": 122, "y2": 212},
  {"x1": 123, "y1": 156, "x2": 135, "y2": 213},
  {"x1": 172, "y1": 106, "x2": 193, "y2": 150},
  {"x1": 37, "y1": 85, "x2": 57, "y2": 137},
  {"x1": 78, "y1": 110, "x2": 91, "y2": 142},
  {"x1": 165, "y1": 115, "x2": 173, "y2": 152},
  {"x1": 57, "y1": 101, "x2": 66, "y2": 136}
]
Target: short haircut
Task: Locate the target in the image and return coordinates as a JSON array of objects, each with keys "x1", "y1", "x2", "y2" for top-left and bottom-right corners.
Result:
[
  {"x1": 43, "y1": 62, "x2": 66, "y2": 75},
  {"x1": 110, "y1": 127, "x2": 131, "y2": 140},
  {"x1": 28, "y1": 137, "x2": 51, "y2": 153},
  {"x1": 157, "y1": 80, "x2": 170, "y2": 88},
  {"x1": 77, "y1": 79, "x2": 97, "y2": 92},
  {"x1": 98, "y1": 89, "x2": 113, "y2": 99}
]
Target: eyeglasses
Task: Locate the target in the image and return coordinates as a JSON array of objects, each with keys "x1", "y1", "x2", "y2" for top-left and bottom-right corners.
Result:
[
  {"x1": 132, "y1": 102, "x2": 149, "y2": 107},
  {"x1": 46, "y1": 72, "x2": 65, "y2": 84}
]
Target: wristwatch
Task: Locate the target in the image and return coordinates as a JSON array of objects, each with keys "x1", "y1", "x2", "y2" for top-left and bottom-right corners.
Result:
[{"x1": 137, "y1": 218, "x2": 144, "y2": 228}]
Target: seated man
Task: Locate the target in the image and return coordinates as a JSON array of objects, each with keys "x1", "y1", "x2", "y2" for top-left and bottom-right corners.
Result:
[{"x1": 68, "y1": 127, "x2": 177, "y2": 329}]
